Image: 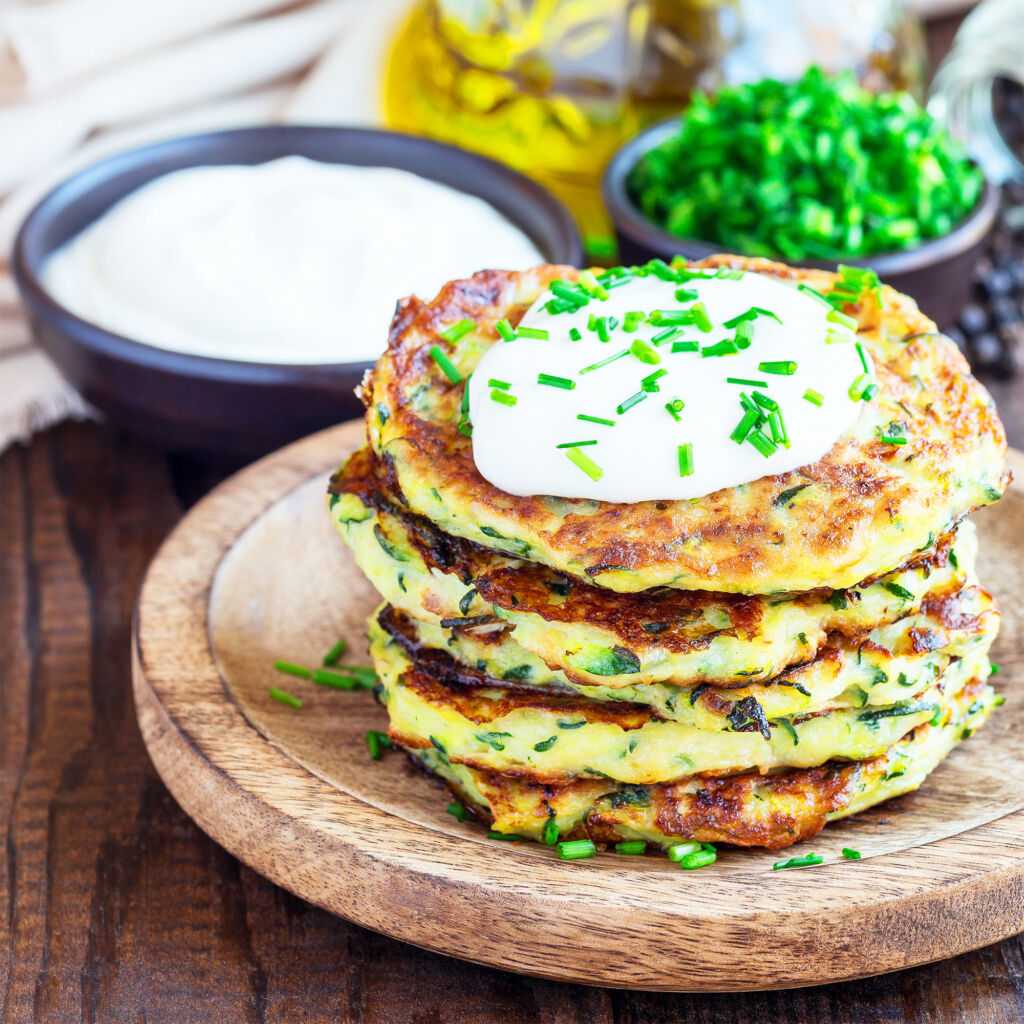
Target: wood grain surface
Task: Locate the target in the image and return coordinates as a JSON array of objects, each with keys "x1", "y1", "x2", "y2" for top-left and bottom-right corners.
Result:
[{"x1": 3, "y1": 417, "x2": 1024, "y2": 1021}]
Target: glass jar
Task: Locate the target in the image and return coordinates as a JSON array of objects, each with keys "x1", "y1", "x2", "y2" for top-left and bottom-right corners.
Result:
[{"x1": 385, "y1": 0, "x2": 926, "y2": 257}]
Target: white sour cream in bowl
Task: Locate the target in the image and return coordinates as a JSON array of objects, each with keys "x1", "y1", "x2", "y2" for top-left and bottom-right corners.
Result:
[{"x1": 42, "y1": 156, "x2": 544, "y2": 365}]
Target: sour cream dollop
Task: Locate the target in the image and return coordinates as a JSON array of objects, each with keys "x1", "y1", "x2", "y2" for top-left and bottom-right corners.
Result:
[
  {"x1": 469, "y1": 269, "x2": 869, "y2": 503},
  {"x1": 42, "y1": 156, "x2": 544, "y2": 364}
]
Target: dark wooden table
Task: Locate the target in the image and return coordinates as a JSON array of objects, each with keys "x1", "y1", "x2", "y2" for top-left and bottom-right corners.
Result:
[{"x1": 3, "y1": 376, "x2": 1024, "y2": 1023}]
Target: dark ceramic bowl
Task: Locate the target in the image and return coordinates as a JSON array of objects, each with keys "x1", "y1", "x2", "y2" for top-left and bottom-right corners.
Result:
[
  {"x1": 602, "y1": 118, "x2": 999, "y2": 329},
  {"x1": 14, "y1": 126, "x2": 583, "y2": 455}
]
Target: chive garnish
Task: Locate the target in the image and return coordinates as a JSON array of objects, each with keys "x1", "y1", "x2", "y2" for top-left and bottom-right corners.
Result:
[
  {"x1": 674, "y1": 287, "x2": 698, "y2": 302},
  {"x1": 878, "y1": 435, "x2": 906, "y2": 445},
  {"x1": 595, "y1": 316, "x2": 611, "y2": 342},
  {"x1": 311, "y1": 668, "x2": 357, "y2": 691},
  {"x1": 842, "y1": 847, "x2": 862, "y2": 860},
  {"x1": 537, "y1": 373, "x2": 574, "y2": 390},
  {"x1": 579, "y1": 349, "x2": 628, "y2": 374},
  {"x1": 429, "y1": 345, "x2": 463, "y2": 384},
  {"x1": 827, "y1": 308, "x2": 859, "y2": 331},
  {"x1": 747, "y1": 429, "x2": 777, "y2": 457},
  {"x1": 488, "y1": 378, "x2": 510, "y2": 389},
  {"x1": 557, "y1": 839, "x2": 596, "y2": 860},
  {"x1": 665, "y1": 397, "x2": 685, "y2": 421},
  {"x1": 730, "y1": 408, "x2": 761, "y2": 443},
  {"x1": 798, "y1": 283, "x2": 833, "y2": 308},
  {"x1": 616, "y1": 391, "x2": 648, "y2": 415},
  {"x1": 542, "y1": 818, "x2": 560, "y2": 846},
  {"x1": 648, "y1": 309, "x2": 693, "y2": 326},
  {"x1": 622, "y1": 311, "x2": 645, "y2": 333},
  {"x1": 678, "y1": 443, "x2": 694, "y2": 477},
  {"x1": 274, "y1": 660, "x2": 311, "y2": 679},
  {"x1": 487, "y1": 831, "x2": 525, "y2": 841},
  {"x1": 322, "y1": 640, "x2": 347, "y2": 666},
  {"x1": 630, "y1": 338, "x2": 661, "y2": 364},
  {"x1": 335, "y1": 665, "x2": 377, "y2": 688},
  {"x1": 551, "y1": 281, "x2": 590, "y2": 307},
  {"x1": 861, "y1": 383, "x2": 879, "y2": 402},
  {"x1": 577, "y1": 270, "x2": 610, "y2": 300},
  {"x1": 365, "y1": 730, "x2": 392, "y2": 760},
  {"x1": 565, "y1": 446, "x2": 603, "y2": 481},
  {"x1": 733, "y1": 320, "x2": 755, "y2": 348},
  {"x1": 652, "y1": 326, "x2": 683, "y2": 345},
  {"x1": 615, "y1": 841, "x2": 646, "y2": 855},
  {"x1": 672, "y1": 340, "x2": 699, "y2": 353},
  {"x1": 667, "y1": 841, "x2": 702, "y2": 862},
  {"x1": 726, "y1": 377, "x2": 769, "y2": 387},
  {"x1": 848, "y1": 373, "x2": 872, "y2": 400},
  {"x1": 773, "y1": 853, "x2": 823, "y2": 869},
  {"x1": 690, "y1": 302, "x2": 712, "y2": 332},
  {"x1": 641, "y1": 368, "x2": 668, "y2": 386},
  {"x1": 855, "y1": 342, "x2": 870, "y2": 374},
  {"x1": 646, "y1": 258, "x2": 677, "y2": 281},
  {"x1": 759, "y1": 361, "x2": 797, "y2": 375},
  {"x1": 555, "y1": 440, "x2": 597, "y2": 448},
  {"x1": 825, "y1": 328, "x2": 852, "y2": 345},
  {"x1": 577, "y1": 413, "x2": 616, "y2": 426},
  {"x1": 269, "y1": 686, "x2": 302, "y2": 708},
  {"x1": 495, "y1": 318, "x2": 516, "y2": 342},
  {"x1": 804, "y1": 388, "x2": 825, "y2": 406},
  {"x1": 569, "y1": 327, "x2": 582, "y2": 341},
  {"x1": 440, "y1": 318, "x2": 475, "y2": 343},
  {"x1": 679, "y1": 849, "x2": 716, "y2": 869},
  {"x1": 700, "y1": 340, "x2": 739, "y2": 357},
  {"x1": 518, "y1": 326, "x2": 549, "y2": 340},
  {"x1": 751, "y1": 390, "x2": 778, "y2": 411},
  {"x1": 490, "y1": 389, "x2": 517, "y2": 407},
  {"x1": 447, "y1": 801, "x2": 469, "y2": 822}
]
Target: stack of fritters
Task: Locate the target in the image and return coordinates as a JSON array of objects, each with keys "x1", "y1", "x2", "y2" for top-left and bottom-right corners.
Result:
[{"x1": 329, "y1": 257, "x2": 1008, "y2": 852}]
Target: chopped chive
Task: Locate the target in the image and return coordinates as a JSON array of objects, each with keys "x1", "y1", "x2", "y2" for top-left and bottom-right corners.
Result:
[
  {"x1": 734, "y1": 320, "x2": 755, "y2": 348},
  {"x1": 827, "y1": 308, "x2": 859, "y2": 331},
  {"x1": 827, "y1": 288, "x2": 861, "y2": 305},
  {"x1": 842, "y1": 847, "x2": 862, "y2": 860},
  {"x1": 751, "y1": 306, "x2": 783, "y2": 324},
  {"x1": 537, "y1": 373, "x2": 574, "y2": 390},
  {"x1": 461, "y1": 375, "x2": 472, "y2": 414},
  {"x1": 565, "y1": 446, "x2": 603, "y2": 481},
  {"x1": 365, "y1": 729, "x2": 392, "y2": 760},
  {"x1": 580, "y1": 349, "x2": 629, "y2": 374},
  {"x1": 825, "y1": 328, "x2": 852, "y2": 345},
  {"x1": 773, "y1": 407, "x2": 790, "y2": 449},
  {"x1": 768, "y1": 410, "x2": 785, "y2": 446},
  {"x1": 646, "y1": 258, "x2": 677, "y2": 281},
  {"x1": 678, "y1": 443, "x2": 694, "y2": 477},
  {"x1": 723, "y1": 310, "x2": 754, "y2": 329},
  {"x1": 679, "y1": 849, "x2": 717, "y2": 869},
  {"x1": 488, "y1": 831, "x2": 525, "y2": 841},
  {"x1": 429, "y1": 345, "x2": 463, "y2": 384},
  {"x1": 569, "y1": 327, "x2": 582, "y2": 341},
  {"x1": 652, "y1": 326, "x2": 683, "y2": 345},
  {"x1": 804, "y1": 388, "x2": 825, "y2": 406},
  {"x1": 275, "y1": 660, "x2": 311, "y2": 679},
  {"x1": 457, "y1": 417, "x2": 473, "y2": 437},
  {"x1": 855, "y1": 342, "x2": 870, "y2": 373},
  {"x1": 798, "y1": 283, "x2": 833, "y2": 308},
  {"x1": 551, "y1": 281, "x2": 590, "y2": 307},
  {"x1": 555, "y1": 440, "x2": 597, "y2": 448},
  {"x1": 447, "y1": 801, "x2": 469, "y2": 822},
  {"x1": 488, "y1": 378, "x2": 510, "y2": 389},
  {"x1": 739, "y1": 391, "x2": 758, "y2": 414},
  {"x1": 615, "y1": 841, "x2": 646, "y2": 855},
  {"x1": 730, "y1": 407, "x2": 761, "y2": 443},
  {"x1": 672, "y1": 340, "x2": 700, "y2": 353},
  {"x1": 648, "y1": 309, "x2": 693, "y2": 326},
  {"x1": 630, "y1": 338, "x2": 661, "y2": 365},
  {"x1": 577, "y1": 270, "x2": 610, "y2": 300},
  {"x1": 311, "y1": 668, "x2": 357, "y2": 690},
  {"x1": 490, "y1": 389, "x2": 517, "y2": 407},
  {"x1": 759, "y1": 361, "x2": 797, "y2": 375},
  {"x1": 641, "y1": 368, "x2": 668, "y2": 386},
  {"x1": 848, "y1": 373, "x2": 872, "y2": 400},
  {"x1": 747, "y1": 428, "x2": 777, "y2": 458},
  {"x1": 861, "y1": 383, "x2": 879, "y2": 401},
  {"x1": 690, "y1": 302, "x2": 712, "y2": 332},
  {"x1": 773, "y1": 853, "x2": 823, "y2": 869},
  {"x1": 269, "y1": 686, "x2": 302, "y2": 708},
  {"x1": 674, "y1": 287, "x2": 698, "y2": 302},
  {"x1": 701, "y1": 340, "x2": 739, "y2": 357},
  {"x1": 558, "y1": 839, "x2": 596, "y2": 860},
  {"x1": 440, "y1": 319, "x2": 475, "y2": 343},
  {"x1": 667, "y1": 841, "x2": 702, "y2": 861},
  {"x1": 544, "y1": 298, "x2": 575, "y2": 315},
  {"x1": 751, "y1": 390, "x2": 778, "y2": 411},
  {"x1": 595, "y1": 316, "x2": 611, "y2": 343},
  {"x1": 495, "y1": 319, "x2": 516, "y2": 342},
  {"x1": 542, "y1": 818, "x2": 560, "y2": 846},
  {"x1": 616, "y1": 391, "x2": 648, "y2": 415},
  {"x1": 726, "y1": 377, "x2": 769, "y2": 387},
  {"x1": 518, "y1": 326, "x2": 549, "y2": 340},
  {"x1": 878, "y1": 435, "x2": 906, "y2": 445},
  {"x1": 322, "y1": 640, "x2": 347, "y2": 667},
  {"x1": 577, "y1": 413, "x2": 616, "y2": 426},
  {"x1": 623, "y1": 311, "x2": 645, "y2": 333},
  {"x1": 715, "y1": 266, "x2": 744, "y2": 280},
  {"x1": 665, "y1": 398, "x2": 685, "y2": 421}
]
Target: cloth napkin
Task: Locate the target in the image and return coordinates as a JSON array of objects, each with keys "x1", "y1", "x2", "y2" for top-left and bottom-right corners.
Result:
[{"x1": 0, "y1": 0, "x2": 404, "y2": 452}]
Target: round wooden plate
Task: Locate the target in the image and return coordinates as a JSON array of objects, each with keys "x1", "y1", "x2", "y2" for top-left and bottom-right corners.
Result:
[{"x1": 133, "y1": 419, "x2": 1024, "y2": 992}]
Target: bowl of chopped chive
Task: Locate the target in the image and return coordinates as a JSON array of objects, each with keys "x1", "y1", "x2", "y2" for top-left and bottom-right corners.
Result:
[{"x1": 602, "y1": 68, "x2": 999, "y2": 328}]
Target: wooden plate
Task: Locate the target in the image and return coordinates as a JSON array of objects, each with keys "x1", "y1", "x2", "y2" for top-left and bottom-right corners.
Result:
[{"x1": 133, "y1": 420, "x2": 1024, "y2": 992}]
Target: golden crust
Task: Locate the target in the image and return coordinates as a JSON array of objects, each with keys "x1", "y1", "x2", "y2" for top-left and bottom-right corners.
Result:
[{"x1": 362, "y1": 256, "x2": 1008, "y2": 594}]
